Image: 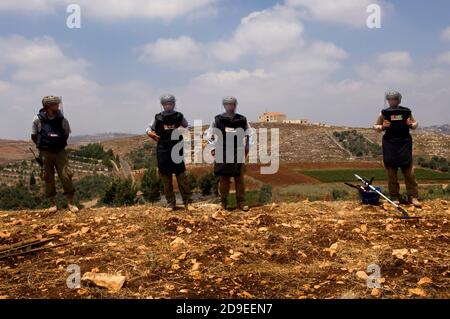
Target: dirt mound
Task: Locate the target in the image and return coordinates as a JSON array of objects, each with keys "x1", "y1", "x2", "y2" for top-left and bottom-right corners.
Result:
[{"x1": 0, "y1": 200, "x2": 449, "y2": 299}]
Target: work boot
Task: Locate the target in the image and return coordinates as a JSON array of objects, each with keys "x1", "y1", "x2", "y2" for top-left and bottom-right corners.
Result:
[
  {"x1": 219, "y1": 200, "x2": 228, "y2": 211},
  {"x1": 238, "y1": 205, "x2": 250, "y2": 212},
  {"x1": 390, "y1": 197, "x2": 400, "y2": 205},
  {"x1": 47, "y1": 197, "x2": 58, "y2": 214},
  {"x1": 47, "y1": 206, "x2": 58, "y2": 214},
  {"x1": 409, "y1": 197, "x2": 422, "y2": 208},
  {"x1": 167, "y1": 203, "x2": 177, "y2": 212},
  {"x1": 68, "y1": 204, "x2": 79, "y2": 214}
]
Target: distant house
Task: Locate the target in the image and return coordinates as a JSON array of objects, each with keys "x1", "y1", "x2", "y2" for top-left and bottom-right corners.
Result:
[
  {"x1": 284, "y1": 119, "x2": 309, "y2": 124},
  {"x1": 258, "y1": 112, "x2": 287, "y2": 123}
]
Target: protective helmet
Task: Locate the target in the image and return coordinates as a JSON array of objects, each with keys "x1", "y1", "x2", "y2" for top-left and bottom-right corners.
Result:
[
  {"x1": 385, "y1": 91, "x2": 402, "y2": 102},
  {"x1": 42, "y1": 96, "x2": 61, "y2": 107},
  {"x1": 222, "y1": 96, "x2": 238, "y2": 105},
  {"x1": 160, "y1": 94, "x2": 176, "y2": 105}
]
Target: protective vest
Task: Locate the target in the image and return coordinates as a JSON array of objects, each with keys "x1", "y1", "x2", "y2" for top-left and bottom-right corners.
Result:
[
  {"x1": 214, "y1": 113, "x2": 248, "y2": 177},
  {"x1": 381, "y1": 106, "x2": 413, "y2": 168},
  {"x1": 154, "y1": 112, "x2": 186, "y2": 175},
  {"x1": 36, "y1": 109, "x2": 67, "y2": 153}
]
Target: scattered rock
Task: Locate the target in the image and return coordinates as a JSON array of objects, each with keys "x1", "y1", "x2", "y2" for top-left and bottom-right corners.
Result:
[
  {"x1": 371, "y1": 288, "x2": 381, "y2": 298},
  {"x1": 230, "y1": 251, "x2": 243, "y2": 261},
  {"x1": 355, "y1": 271, "x2": 368, "y2": 281},
  {"x1": 170, "y1": 237, "x2": 186, "y2": 250},
  {"x1": 0, "y1": 231, "x2": 11, "y2": 239},
  {"x1": 323, "y1": 242, "x2": 339, "y2": 257},
  {"x1": 81, "y1": 272, "x2": 126, "y2": 292},
  {"x1": 417, "y1": 277, "x2": 432, "y2": 286},
  {"x1": 47, "y1": 228, "x2": 61, "y2": 235},
  {"x1": 392, "y1": 248, "x2": 409, "y2": 260},
  {"x1": 408, "y1": 288, "x2": 427, "y2": 297}
]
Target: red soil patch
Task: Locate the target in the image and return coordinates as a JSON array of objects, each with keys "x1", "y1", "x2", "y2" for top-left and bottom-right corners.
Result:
[
  {"x1": 246, "y1": 164, "x2": 319, "y2": 186},
  {"x1": 187, "y1": 162, "x2": 384, "y2": 187}
]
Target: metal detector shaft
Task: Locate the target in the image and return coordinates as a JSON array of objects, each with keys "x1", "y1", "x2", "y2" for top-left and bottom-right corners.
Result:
[
  {"x1": 29, "y1": 148, "x2": 44, "y2": 167},
  {"x1": 354, "y1": 174, "x2": 410, "y2": 219}
]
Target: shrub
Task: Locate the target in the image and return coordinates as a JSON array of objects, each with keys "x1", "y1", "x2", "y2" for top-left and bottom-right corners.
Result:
[
  {"x1": 187, "y1": 173, "x2": 198, "y2": 191},
  {"x1": 128, "y1": 143, "x2": 157, "y2": 170},
  {"x1": 429, "y1": 160, "x2": 438, "y2": 170},
  {"x1": 259, "y1": 184, "x2": 273, "y2": 205},
  {"x1": 29, "y1": 173, "x2": 36, "y2": 186},
  {"x1": 140, "y1": 167, "x2": 161, "y2": 203},
  {"x1": 102, "y1": 178, "x2": 137, "y2": 206},
  {"x1": 75, "y1": 174, "x2": 112, "y2": 201},
  {"x1": 199, "y1": 173, "x2": 217, "y2": 196},
  {"x1": 334, "y1": 130, "x2": 381, "y2": 158},
  {"x1": 331, "y1": 189, "x2": 349, "y2": 201}
]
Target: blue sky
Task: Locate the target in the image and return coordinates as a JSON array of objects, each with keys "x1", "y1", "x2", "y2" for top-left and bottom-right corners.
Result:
[{"x1": 0, "y1": 0, "x2": 449, "y2": 139}]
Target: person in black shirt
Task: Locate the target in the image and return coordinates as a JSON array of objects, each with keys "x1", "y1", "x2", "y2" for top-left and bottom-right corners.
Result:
[
  {"x1": 146, "y1": 94, "x2": 193, "y2": 211},
  {"x1": 374, "y1": 91, "x2": 421, "y2": 207}
]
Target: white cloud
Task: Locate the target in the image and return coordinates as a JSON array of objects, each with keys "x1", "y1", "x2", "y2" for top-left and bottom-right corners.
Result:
[
  {"x1": 271, "y1": 41, "x2": 347, "y2": 77},
  {"x1": 138, "y1": 36, "x2": 206, "y2": 69},
  {"x1": 0, "y1": 0, "x2": 218, "y2": 21},
  {"x1": 441, "y1": 26, "x2": 450, "y2": 42},
  {"x1": 193, "y1": 69, "x2": 270, "y2": 87},
  {"x1": 437, "y1": 51, "x2": 450, "y2": 65},
  {"x1": 77, "y1": 0, "x2": 218, "y2": 21},
  {"x1": 0, "y1": 35, "x2": 165, "y2": 139},
  {"x1": 141, "y1": 4, "x2": 304, "y2": 66},
  {"x1": 286, "y1": 0, "x2": 391, "y2": 28},
  {"x1": 0, "y1": 0, "x2": 58, "y2": 13},
  {"x1": 0, "y1": 36, "x2": 88, "y2": 82},
  {"x1": 377, "y1": 51, "x2": 412, "y2": 68},
  {"x1": 210, "y1": 4, "x2": 304, "y2": 62}
]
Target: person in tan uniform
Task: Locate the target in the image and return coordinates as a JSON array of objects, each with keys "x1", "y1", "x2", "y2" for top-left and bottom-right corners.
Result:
[
  {"x1": 31, "y1": 96, "x2": 79, "y2": 213},
  {"x1": 374, "y1": 91, "x2": 421, "y2": 207}
]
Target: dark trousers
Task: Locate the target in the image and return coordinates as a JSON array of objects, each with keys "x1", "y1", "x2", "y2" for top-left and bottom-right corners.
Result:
[{"x1": 159, "y1": 172, "x2": 191, "y2": 206}]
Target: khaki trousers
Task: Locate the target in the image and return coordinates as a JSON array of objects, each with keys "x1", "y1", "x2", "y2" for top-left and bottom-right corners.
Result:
[
  {"x1": 41, "y1": 149, "x2": 75, "y2": 198},
  {"x1": 219, "y1": 167, "x2": 246, "y2": 206},
  {"x1": 159, "y1": 172, "x2": 192, "y2": 206},
  {"x1": 386, "y1": 164, "x2": 419, "y2": 199}
]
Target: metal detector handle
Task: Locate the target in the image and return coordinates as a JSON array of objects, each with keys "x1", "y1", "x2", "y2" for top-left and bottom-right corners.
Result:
[{"x1": 344, "y1": 183, "x2": 360, "y2": 190}]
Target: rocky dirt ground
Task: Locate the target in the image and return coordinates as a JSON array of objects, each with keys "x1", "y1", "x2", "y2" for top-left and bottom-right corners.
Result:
[{"x1": 0, "y1": 200, "x2": 449, "y2": 299}]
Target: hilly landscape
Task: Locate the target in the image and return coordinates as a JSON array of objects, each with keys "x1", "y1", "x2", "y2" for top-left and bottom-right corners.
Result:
[
  {"x1": 1, "y1": 122, "x2": 449, "y2": 299},
  {"x1": 0, "y1": 199, "x2": 449, "y2": 299}
]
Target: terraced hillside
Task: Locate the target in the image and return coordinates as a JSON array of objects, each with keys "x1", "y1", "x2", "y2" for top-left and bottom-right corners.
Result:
[
  {"x1": 2, "y1": 124, "x2": 450, "y2": 166},
  {"x1": 101, "y1": 123, "x2": 450, "y2": 164}
]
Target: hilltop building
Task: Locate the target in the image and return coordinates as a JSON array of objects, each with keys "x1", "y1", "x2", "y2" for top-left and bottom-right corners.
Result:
[
  {"x1": 258, "y1": 112, "x2": 287, "y2": 123},
  {"x1": 257, "y1": 112, "x2": 330, "y2": 127}
]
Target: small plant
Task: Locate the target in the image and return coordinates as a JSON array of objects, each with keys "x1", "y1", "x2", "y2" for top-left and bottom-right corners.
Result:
[
  {"x1": 259, "y1": 184, "x2": 273, "y2": 205},
  {"x1": 140, "y1": 167, "x2": 162, "y2": 203},
  {"x1": 199, "y1": 173, "x2": 214, "y2": 196},
  {"x1": 102, "y1": 178, "x2": 137, "y2": 206},
  {"x1": 331, "y1": 189, "x2": 349, "y2": 201},
  {"x1": 187, "y1": 173, "x2": 198, "y2": 191}
]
